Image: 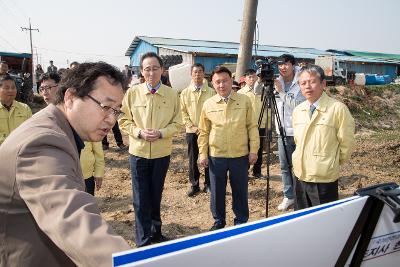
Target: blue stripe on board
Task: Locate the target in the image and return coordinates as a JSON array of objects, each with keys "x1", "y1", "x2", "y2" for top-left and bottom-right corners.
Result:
[{"x1": 114, "y1": 198, "x2": 357, "y2": 266}]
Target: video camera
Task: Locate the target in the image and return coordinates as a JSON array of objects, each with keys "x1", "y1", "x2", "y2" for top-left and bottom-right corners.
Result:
[{"x1": 255, "y1": 58, "x2": 278, "y2": 87}]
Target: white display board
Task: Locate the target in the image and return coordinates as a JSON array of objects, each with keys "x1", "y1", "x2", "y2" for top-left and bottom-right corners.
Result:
[
  {"x1": 168, "y1": 63, "x2": 192, "y2": 92},
  {"x1": 113, "y1": 196, "x2": 400, "y2": 267}
]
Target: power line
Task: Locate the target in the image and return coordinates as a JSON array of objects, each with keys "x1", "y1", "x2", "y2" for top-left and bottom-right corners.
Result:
[
  {"x1": 7, "y1": 0, "x2": 29, "y2": 19},
  {"x1": 0, "y1": 34, "x2": 19, "y2": 51},
  {"x1": 36, "y1": 46, "x2": 126, "y2": 58},
  {"x1": 0, "y1": 0, "x2": 25, "y2": 26}
]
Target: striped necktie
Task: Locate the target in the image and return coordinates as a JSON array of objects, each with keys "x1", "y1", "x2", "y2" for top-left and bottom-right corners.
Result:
[{"x1": 309, "y1": 105, "x2": 316, "y2": 118}]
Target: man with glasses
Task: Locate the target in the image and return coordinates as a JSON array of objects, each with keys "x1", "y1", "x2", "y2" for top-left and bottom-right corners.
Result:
[
  {"x1": 0, "y1": 62, "x2": 131, "y2": 267},
  {"x1": 119, "y1": 52, "x2": 182, "y2": 247},
  {"x1": 38, "y1": 72, "x2": 61, "y2": 105}
]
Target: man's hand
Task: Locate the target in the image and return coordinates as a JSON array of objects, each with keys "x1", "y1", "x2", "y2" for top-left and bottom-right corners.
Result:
[
  {"x1": 248, "y1": 153, "x2": 258, "y2": 165},
  {"x1": 191, "y1": 126, "x2": 200, "y2": 135},
  {"x1": 200, "y1": 158, "x2": 208, "y2": 168},
  {"x1": 274, "y1": 78, "x2": 283, "y2": 93},
  {"x1": 141, "y1": 129, "x2": 161, "y2": 142},
  {"x1": 95, "y1": 177, "x2": 103, "y2": 191}
]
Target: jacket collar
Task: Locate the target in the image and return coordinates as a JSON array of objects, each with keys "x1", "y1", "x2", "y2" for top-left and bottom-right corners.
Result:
[
  {"x1": 0, "y1": 100, "x2": 17, "y2": 111},
  {"x1": 213, "y1": 90, "x2": 238, "y2": 103},
  {"x1": 190, "y1": 79, "x2": 209, "y2": 92},
  {"x1": 240, "y1": 84, "x2": 253, "y2": 93},
  {"x1": 47, "y1": 104, "x2": 80, "y2": 153},
  {"x1": 278, "y1": 66, "x2": 301, "y2": 92},
  {"x1": 299, "y1": 92, "x2": 328, "y2": 112},
  {"x1": 139, "y1": 82, "x2": 166, "y2": 97}
]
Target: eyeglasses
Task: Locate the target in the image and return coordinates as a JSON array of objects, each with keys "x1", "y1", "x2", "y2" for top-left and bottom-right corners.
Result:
[
  {"x1": 86, "y1": 95, "x2": 124, "y2": 118},
  {"x1": 39, "y1": 85, "x2": 58, "y2": 93}
]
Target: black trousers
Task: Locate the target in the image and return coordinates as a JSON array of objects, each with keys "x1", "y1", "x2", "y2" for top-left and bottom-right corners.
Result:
[
  {"x1": 252, "y1": 128, "x2": 265, "y2": 175},
  {"x1": 186, "y1": 133, "x2": 210, "y2": 188},
  {"x1": 209, "y1": 156, "x2": 249, "y2": 226},
  {"x1": 85, "y1": 176, "x2": 95, "y2": 196},
  {"x1": 102, "y1": 121, "x2": 123, "y2": 146},
  {"x1": 294, "y1": 177, "x2": 339, "y2": 210},
  {"x1": 129, "y1": 155, "x2": 170, "y2": 247}
]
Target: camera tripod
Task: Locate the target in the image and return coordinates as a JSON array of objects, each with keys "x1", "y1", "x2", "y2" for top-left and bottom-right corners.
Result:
[{"x1": 257, "y1": 80, "x2": 294, "y2": 218}]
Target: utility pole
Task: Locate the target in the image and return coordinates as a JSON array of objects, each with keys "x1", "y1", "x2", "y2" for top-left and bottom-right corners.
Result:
[
  {"x1": 235, "y1": 0, "x2": 258, "y2": 81},
  {"x1": 34, "y1": 47, "x2": 39, "y2": 65},
  {"x1": 21, "y1": 18, "x2": 39, "y2": 78}
]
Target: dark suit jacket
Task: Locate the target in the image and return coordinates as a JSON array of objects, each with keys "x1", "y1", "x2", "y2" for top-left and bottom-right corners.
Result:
[{"x1": 0, "y1": 104, "x2": 130, "y2": 267}]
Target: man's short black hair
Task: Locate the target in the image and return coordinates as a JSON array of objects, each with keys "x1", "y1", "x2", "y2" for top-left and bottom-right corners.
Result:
[
  {"x1": 191, "y1": 63, "x2": 205, "y2": 72},
  {"x1": 244, "y1": 68, "x2": 256, "y2": 76},
  {"x1": 0, "y1": 74, "x2": 15, "y2": 87},
  {"x1": 39, "y1": 72, "x2": 61, "y2": 84},
  {"x1": 140, "y1": 52, "x2": 164, "y2": 69},
  {"x1": 210, "y1": 66, "x2": 232, "y2": 80},
  {"x1": 54, "y1": 62, "x2": 124, "y2": 104},
  {"x1": 277, "y1": 54, "x2": 296, "y2": 65}
]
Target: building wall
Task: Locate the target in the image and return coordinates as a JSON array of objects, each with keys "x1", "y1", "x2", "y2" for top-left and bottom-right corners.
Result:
[
  {"x1": 129, "y1": 41, "x2": 158, "y2": 68},
  {"x1": 159, "y1": 48, "x2": 192, "y2": 65},
  {"x1": 346, "y1": 62, "x2": 397, "y2": 79},
  {"x1": 194, "y1": 56, "x2": 237, "y2": 74}
]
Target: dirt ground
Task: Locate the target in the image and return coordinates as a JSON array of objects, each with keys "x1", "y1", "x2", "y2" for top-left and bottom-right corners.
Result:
[
  {"x1": 98, "y1": 126, "x2": 400, "y2": 248},
  {"x1": 29, "y1": 85, "x2": 400, "y2": 248}
]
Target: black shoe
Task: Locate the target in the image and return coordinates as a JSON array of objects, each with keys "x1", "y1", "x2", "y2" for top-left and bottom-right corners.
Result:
[
  {"x1": 209, "y1": 223, "x2": 225, "y2": 231},
  {"x1": 187, "y1": 186, "x2": 200, "y2": 197},
  {"x1": 203, "y1": 185, "x2": 210, "y2": 193},
  {"x1": 151, "y1": 233, "x2": 169, "y2": 243},
  {"x1": 102, "y1": 144, "x2": 109, "y2": 150}
]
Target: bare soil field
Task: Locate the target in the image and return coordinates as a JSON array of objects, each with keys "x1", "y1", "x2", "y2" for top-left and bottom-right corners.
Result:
[{"x1": 96, "y1": 85, "x2": 400, "y2": 248}]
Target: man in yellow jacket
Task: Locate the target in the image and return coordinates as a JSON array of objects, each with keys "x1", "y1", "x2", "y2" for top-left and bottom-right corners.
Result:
[
  {"x1": 292, "y1": 65, "x2": 355, "y2": 210},
  {"x1": 80, "y1": 141, "x2": 104, "y2": 196},
  {"x1": 237, "y1": 68, "x2": 266, "y2": 178},
  {"x1": 0, "y1": 74, "x2": 32, "y2": 145},
  {"x1": 119, "y1": 52, "x2": 182, "y2": 247},
  {"x1": 180, "y1": 63, "x2": 215, "y2": 197},
  {"x1": 198, "y1": 66, "x2": 259, "y2": 230}
]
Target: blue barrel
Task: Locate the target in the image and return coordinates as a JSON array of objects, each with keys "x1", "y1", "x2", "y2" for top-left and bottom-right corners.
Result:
[{"x1": 365, "y1": 74, "x2": 377, "y2": 85}]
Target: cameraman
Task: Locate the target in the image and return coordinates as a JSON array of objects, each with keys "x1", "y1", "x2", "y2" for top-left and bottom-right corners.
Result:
[{"x1": 255, "y1": 54, "x2": 305, "y2": 211}]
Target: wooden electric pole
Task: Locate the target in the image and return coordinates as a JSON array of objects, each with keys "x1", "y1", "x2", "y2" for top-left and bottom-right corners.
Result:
[
  {"x1": 235, "y1": 0, "x2": 258, "y2": 81},
  {"x1": 21, "y1": 18, "x2": 39, "y2": 77}
]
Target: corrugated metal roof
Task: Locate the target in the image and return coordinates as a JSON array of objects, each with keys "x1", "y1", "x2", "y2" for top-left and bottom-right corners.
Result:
[
  {"x1": 125, "y1": 36, "x2": 330, "y2": 59},
  {"x1": 0, "y1": 51, "x2": 32, "y2": 58},
  {"x1": 346, "y1": 50, "x2": 400, "y2": 61},
  {"x1": 125, "y1": 36, "x2": 400, "y2": 64}
]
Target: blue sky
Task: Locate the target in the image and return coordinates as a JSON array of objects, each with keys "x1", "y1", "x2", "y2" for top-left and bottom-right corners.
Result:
[{"x1": 0, "y1": 0, "x2": 398, "y2": 69}]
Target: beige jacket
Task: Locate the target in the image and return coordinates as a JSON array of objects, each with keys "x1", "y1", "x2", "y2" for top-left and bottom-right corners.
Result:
[
  {"x1": 180, "y1": 81, "x2": 215, "y2": 133},
  {"x1": 292, "y1": 92, "x2": 355, "y2": 183},
  {"x1": 198, "y1": 91, "x2": 259, "y2": 160},
  {"x1": 0, "y1": 104, "x2": 130, "y2": 267},
  {"x1": 119, "y1": 83, "x2": 182, "y2": 159}
]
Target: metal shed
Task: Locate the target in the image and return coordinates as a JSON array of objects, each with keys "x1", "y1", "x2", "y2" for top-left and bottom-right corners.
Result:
[{"x1": 125, "y1": 36, "x2": 399, "y2": 78}]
